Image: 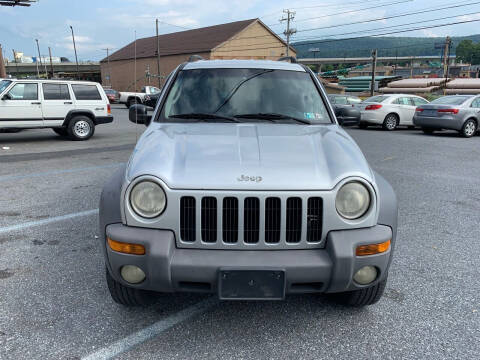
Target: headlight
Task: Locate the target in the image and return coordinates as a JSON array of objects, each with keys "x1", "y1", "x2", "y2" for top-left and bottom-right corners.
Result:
[
  {"x1": 129, "y1": 181, "x2": 166, "y2": 218},
  {"x1": 335, "y1": 181, "x2": 370, "y2": 220}
]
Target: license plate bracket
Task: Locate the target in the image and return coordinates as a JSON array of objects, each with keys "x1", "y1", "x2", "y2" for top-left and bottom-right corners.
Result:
[{"x1": 218, "y1": 269, "x2": 286, "y2": 300}]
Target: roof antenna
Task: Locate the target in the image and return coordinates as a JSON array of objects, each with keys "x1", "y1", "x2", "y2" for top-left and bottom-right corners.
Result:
[{"x1": 134, "y1": 30, "x2": 138, "y2": 143}]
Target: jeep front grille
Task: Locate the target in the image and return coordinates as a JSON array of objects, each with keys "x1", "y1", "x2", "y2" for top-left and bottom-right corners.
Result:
[
  {"x1": 180, "y1": 196, "x2": 196, "y2": 242},
  {"x1": 179, "y1": 195, "x2": 323, "y2": 248}
]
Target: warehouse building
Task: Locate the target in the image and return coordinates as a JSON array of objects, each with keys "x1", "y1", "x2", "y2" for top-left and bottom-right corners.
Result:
[{"x1": 101, "y1": 18, "x2": 295, "y2": 91}]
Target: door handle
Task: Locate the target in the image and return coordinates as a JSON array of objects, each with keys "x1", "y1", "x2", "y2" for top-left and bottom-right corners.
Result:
[
  {"x1": 64, "y1": 101, "x2": 73, "y2": 105},
  {"x1": 95, "y1": 107, "x2": 104, "y2": 111},
  {"x1": 31, "y1": 102, "x2": 41, "y2": 105}
]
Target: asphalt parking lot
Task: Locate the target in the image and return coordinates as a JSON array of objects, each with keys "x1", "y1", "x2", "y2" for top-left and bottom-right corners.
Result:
[{"x1": 0, "y1": 105, "x2": 479, "y2": 360}]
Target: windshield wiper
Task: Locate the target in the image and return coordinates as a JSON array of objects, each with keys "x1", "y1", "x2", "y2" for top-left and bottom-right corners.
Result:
[
  {"x1": 234, "y1": 113, "x2": 311, "y2": 125},
  {"x1": 214, "y1": 69, "x2": 274, "y2": 113},
  {"x1": 168, "y1": 113, "x2": 241, "y2": 122}
]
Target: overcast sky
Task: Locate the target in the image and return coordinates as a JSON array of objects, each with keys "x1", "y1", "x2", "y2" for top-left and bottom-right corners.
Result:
[{"x1": 1, "y1": 0, "x2": 479, "y2": 61}]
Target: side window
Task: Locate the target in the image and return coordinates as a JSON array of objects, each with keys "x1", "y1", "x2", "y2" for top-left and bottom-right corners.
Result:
[
  {"x1": 395, "y1": 97, "x2": 410, "y2": 105},
  {"x1": 71, "y1": 85, "x2": 102, "y2": 100},
  {"x1": 347, "y1": 97, "x2": 361, "y2": 104},
  {"x1": 43, "y1": 84, "x2": 70, "y2": 100},
  {"x1": 471, "y1": 98, "x2": 480, "y2": 108},
  {"x1": 7, "y1": 83, "x2": 38, "y2": 100},
  {"x1": 412, "y1": 98, "x2": 428, "y2": 106},
  {"x1": 335, "y1": 96, "x2": 348, "y2": 105}
]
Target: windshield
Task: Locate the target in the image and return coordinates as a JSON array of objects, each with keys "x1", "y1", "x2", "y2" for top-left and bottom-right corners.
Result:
[
  {"x1": 159, "y1": 68, "x2": 331, "y2": 124},
  {"x1": 431, "y1": 96, "x2": 470, "y2": 105},
  {"x1": 364, "y1": 95, "x2": 389, "y2": 103},
  {"x1": 0, "y1": 80, "x2": 12, "y2": 94}
]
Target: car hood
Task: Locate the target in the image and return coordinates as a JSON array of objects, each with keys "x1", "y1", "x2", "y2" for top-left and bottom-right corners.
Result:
[{"x1": 126, "y1": 123, "x2": 374, "y2": 190}]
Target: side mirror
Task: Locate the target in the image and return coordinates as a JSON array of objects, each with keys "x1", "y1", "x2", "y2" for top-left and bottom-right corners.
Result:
[
  {"x1": 2, "y1": 94, "x2": 12, "y2": 101},
  {"x1": 129, "y1": 104, "x2": 152, "y2": 126}
]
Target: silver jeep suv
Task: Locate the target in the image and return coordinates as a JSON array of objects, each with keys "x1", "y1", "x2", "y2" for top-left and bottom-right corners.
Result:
[{"x1": 99, "y1": 59, "x2": 397, "y2": 307}]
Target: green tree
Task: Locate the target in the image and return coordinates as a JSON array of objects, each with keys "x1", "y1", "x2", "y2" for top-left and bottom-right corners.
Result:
[{"x1": 456, "y1": 40, "x2": 480, "y2": 64}]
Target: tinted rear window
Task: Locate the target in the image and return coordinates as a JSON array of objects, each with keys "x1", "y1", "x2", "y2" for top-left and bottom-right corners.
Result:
[
  {"x1": 364, "y1": 96, "x2": 388, "y2": 103},
  {"x1": 430, "y1": 96, "x2": 470, "y2": 105},
  {"x1": 43, "y1": 84, "x2": 70, "y2": 100},
  {"x1": 72, "y1": 84, "x2": 102, "y2": 100}
]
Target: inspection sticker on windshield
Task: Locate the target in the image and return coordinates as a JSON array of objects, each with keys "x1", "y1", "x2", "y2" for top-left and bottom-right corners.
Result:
[{"x1": 304, "y1": 112, "x2": 322, "y2": 120}]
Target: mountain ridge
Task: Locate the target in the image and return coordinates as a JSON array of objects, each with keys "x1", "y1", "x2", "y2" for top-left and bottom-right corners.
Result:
[{"x1": 293, "y1": 34, "x2": 480, "y2": 58}]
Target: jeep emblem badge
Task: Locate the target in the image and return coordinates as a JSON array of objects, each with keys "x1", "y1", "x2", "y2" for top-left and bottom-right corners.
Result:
[{"x1": 237, "y1": 175, "x2": 263, "y2": 182}]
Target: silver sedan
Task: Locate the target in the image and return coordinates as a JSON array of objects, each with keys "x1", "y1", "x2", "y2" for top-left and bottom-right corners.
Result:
[
  {"x1": 358, "y1": 94, "x2": 429, "y2": 130},
  {"x1": 413, "y1": 95, "x2": 480, "y2": 138}
]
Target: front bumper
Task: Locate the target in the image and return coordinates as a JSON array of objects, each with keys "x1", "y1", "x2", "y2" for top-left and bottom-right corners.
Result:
[{"x1": 105, "y1": 223, "x2": 393, "y2": 295}]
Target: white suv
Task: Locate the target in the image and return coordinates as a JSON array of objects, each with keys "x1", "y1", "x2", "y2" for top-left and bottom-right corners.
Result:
[{"x1": 0, "y1": 79, "x2": 113, "y2": 140}]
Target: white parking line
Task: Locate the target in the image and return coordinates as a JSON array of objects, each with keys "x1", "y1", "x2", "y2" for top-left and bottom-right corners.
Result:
[
  {"x1": 0, "y1": 163, "x2": 125, "y2": 182},
  {"x1": 0, "y1": 209, "x2": 99, "y2": 234},
  {"x1": 82, "y1": 297, "x2": 218, "y2": 360}
]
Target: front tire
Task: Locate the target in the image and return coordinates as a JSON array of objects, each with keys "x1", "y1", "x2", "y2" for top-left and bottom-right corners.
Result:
[
  {"x1": 382, "y1": 114, "x2": 398, "y2": 131},
  {"x1": 127, "y1": 98, "x2": 139, "y2": 108},
  {"x1": 330, "y1": 278, "x2": 387, "y2": 307},
  {"x1": 460, "y1": 119, "x2": 477, "y2": 138},
  {"x1": 106, "y1": 267, "x2": 157, "y2": 307},
  {"x1": 67, "y1": 116, "x2": 95, "y2": 141}
]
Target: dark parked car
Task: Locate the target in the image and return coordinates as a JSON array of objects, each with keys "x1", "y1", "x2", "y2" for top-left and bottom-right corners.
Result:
[
  {"x1": 104, "y1": 89, "x2": 120, "y2": 104},
  {"x1": 413, "y1": 95, "x2": 480, "y2": 138},
  {"x1": 328, "y1": 94, "x2": 361, "y2": 126},
  {"x1": 144, "y1": 92, "x2": 161, "y2": 108}
]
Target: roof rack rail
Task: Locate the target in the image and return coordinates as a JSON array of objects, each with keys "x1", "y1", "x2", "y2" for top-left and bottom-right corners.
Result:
[
  {"x1": 277, "y1": 56, "x2": 297, "y2": 63},
  {"x1": 188, "y1": 55, "x2": 204, "y2": 62}
]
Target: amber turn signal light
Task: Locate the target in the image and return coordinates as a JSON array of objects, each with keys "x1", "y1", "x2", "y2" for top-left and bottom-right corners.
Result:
[
  {"x1": 107, "y1": 238, "x2": 145, "y2": 255},
  {"x1": 356, "y1": 240, "x2": 391, "y2": 256}
]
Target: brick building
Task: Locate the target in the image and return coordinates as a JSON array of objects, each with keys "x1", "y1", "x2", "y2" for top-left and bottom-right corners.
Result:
[{"x1": 100, "y1": 18, "x2": 295, "y2": 91}]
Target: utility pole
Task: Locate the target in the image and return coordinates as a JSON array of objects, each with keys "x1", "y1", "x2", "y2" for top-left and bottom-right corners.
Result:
[
  {"x1": 70, "y1": 25, "x2": 80, "y2": 79},
  {"x1": 370, "y1": 49, "x2": 377, "y2": 96},
  {"x1": 102, "y1": 47, "x2": 114, "y2": 86},
  {"x1": 156, "y1": 19, "x2": 161, "y2": 88},
  {"x1": 12, "y1": 49, "x2": 19, "y2": 76},
  {"x1": 0, "y1": 44, "x2": 6, "y2": 78},
  {"x1": 48, "y1": 47, "x2": 54, "y2": 78},
  {"x1": 35, "y1": 39, "x2": 44, "y2": 77},
  {"x1": 281, "y1": 9, "x2": 296, "y2": 57},
  {"x1": 443, "y1": 36, "x2": 451, "y2": 79}
]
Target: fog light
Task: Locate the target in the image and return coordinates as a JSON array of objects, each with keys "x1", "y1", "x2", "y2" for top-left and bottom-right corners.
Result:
[
  {"x1": 121, "y1": 265, "x2": 146, "y2": 284},
  {"x1": 353, "y1": 266, "x2": 377, "y2": 285}
]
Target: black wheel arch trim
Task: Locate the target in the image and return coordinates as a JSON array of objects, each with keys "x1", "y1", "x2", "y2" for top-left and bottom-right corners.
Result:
[
  {"x1": 99, "y1": 164, "x2": 127, "y2": 275},
  {"x1": 62, "y1": 110, "x2": 99, "y2": 126}
]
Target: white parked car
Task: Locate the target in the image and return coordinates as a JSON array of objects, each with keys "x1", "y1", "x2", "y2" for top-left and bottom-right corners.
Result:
[
  {"x1": 0, "y1": 79, "x2": 113, "y2": 140},
  {"x1": 119, "y1": 86, "x2": 161, "y2": 108},
  {"x1": 358, "y1": 94, "x2": 429, "y2": 130}
]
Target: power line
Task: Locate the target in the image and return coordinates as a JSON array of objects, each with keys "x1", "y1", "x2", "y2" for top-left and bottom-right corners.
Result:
[
  {"x1": 214, "y1": 18, "x2": 480, "y2": 52},
  {"x1": 296, "y1": 0, "x2": 480, "y2": 33},
  {"x1": 261, "y1": 0, "x2": 384, "y2": 19},
  {"x1": 267, "y1": 0, "x2": 413, "y2": 26},
  {"x1": 228, "y1": 0, "x2": 480, "y2": 44},
  {"x1": 201, "y1": 11, "x2": 479, "y2": 52},
  {"x1": 294, "y1": 11, "x2": 480, "y2": 41},
  {"x1": 292, "y1": 0, "x2": 383, "y2": 11}
]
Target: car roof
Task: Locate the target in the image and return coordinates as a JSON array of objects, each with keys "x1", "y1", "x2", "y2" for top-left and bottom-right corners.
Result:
[
  {"x1": 8, "y1": 79, "x2": 99, "y2": 85},
  {"x1": 183, "y1": 59, "x2": 306, "y2": 72}
]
